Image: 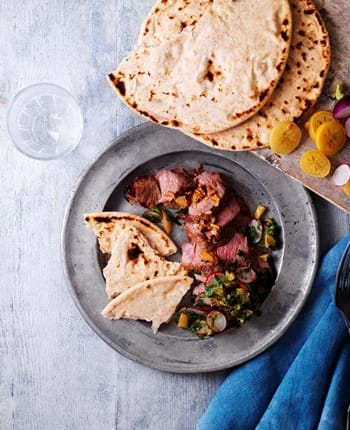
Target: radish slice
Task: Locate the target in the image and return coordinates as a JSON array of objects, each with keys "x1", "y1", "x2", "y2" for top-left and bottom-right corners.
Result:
[
  {"x1": 194, "y1": 274, "x2": 207, "y2": 282},
  {"x1": 206, "y1": 311, "x2": 227, "y2": 333},
  {"x1": 332, "y1": 164, "x2": 350, "y2": 187},
  {"x1": 193, "y1": 283, "x2": 206, "y2": 296},
  {"x1": 236, "y1": 267, "x2": 257, "y2": 283},
  {"x1": 333, "y1": 96, "x2": 350, "y2": 119},
  {"x1": 345, "y1": 117, "x2": 350, "y2": 138},
  {"x1": 248, "y1": 219, "x2": 263, "y2": 244},
  {"x1": 205, "y1": 271, "x2": 224, "y2": 286}
]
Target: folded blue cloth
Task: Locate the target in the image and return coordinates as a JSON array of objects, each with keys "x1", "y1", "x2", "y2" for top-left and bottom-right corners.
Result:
[{"x1": 198, "y1": 236, "x2": 350, "y2": 430}]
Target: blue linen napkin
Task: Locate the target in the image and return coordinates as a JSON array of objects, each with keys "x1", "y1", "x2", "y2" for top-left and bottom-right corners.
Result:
[{"x1": 198, "y1": 236, "x2": 350, "y2": 430}]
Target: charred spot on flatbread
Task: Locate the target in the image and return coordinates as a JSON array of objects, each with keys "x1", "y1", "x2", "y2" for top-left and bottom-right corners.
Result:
[{"x1": 128, "y1": 243, "x2": 143, "y2": 260}]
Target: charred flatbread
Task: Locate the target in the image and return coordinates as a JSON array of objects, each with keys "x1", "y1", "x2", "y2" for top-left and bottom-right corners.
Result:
[
  {"x1": 103, "y1": 225, "x2": 185, "y2": 298},
  {"x1": 108, "y1": 0, "x2": 292, "y2": 134},
  {"x1": 84, "y1": 211, "x2": 177, "y2": 256}
]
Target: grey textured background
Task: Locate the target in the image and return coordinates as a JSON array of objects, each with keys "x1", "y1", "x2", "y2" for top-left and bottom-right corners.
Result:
[{"x1": 0, "y1": 1, "x2": 349, "y2": 429}]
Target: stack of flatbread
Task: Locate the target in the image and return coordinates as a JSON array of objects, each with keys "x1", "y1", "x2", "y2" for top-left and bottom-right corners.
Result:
[
  {"x1": 85, "y1": 212, "x2": 193, "y2": 333},
  {"x1": 108, "y1": 0, "x2": 331, "y2": 151}
]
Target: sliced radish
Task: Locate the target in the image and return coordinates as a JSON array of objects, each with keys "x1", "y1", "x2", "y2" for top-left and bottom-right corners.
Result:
[
  {"x1": 248, "y1": 219, "x2": 263, "y2": 244},
  {"x1": 205, "y1": 271, "x2": 224, "y2": 286},
  {"x1": 193, "y1": 283, "x2": 206, "y2": 296},
  {"x1": 345, "y1": 117, "x2": 350, "y2": 138},
  {"x1": 194, "y1": 274, "x2": 207, "y2": 283},
  {"x1": 236, "y1": 267, "x2": 257, "y2": 283},
  {"x1": 206, "y1": 311, "x2": 227, "y2": 333},
  {"x1": 332, "y1": 164, "x2": 350, "y2": 187},
  {"x1": 333, "y1": 96, "x2": 350, "y2": 119}
]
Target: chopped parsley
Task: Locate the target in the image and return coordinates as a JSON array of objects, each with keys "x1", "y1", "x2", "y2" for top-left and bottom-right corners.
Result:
[
  {"x1": 205, "y1": 285, "x2": 216, "y2": 298},
  {"x1": 247, "y1": 226, "x2": 258, "y2": 243}
]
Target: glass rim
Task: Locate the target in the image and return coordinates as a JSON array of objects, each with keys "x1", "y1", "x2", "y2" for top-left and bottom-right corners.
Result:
[{"x1": 7, "y1": 82, "x2": 84, "y2": 161}]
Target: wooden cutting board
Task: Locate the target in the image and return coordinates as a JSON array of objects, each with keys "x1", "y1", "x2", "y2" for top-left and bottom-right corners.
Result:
[{"x1": 255, "y1": 0, "x2": 350, "y2": 214}]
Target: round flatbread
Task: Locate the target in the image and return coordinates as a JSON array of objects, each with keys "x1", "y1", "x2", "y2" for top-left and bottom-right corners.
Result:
[
  {"x1": 108, "y1": 0, "x2": 292, "y2": 134},
  {"x1": 138, "y1": 0, "x2": 210, "y2": 47},
  {"x1": 191, "y1": 0, "x2": 331, "y2": 150},
  {"x1": 136, "y1": 0, "x2": 331, "y2": 151}
]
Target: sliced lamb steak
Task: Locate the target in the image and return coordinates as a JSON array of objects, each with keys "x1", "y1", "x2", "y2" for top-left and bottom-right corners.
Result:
[
  {"x1": 216, "y1": 232, "x2": 249, "y2": 263},
  {"x1": 156, "y1": 168, "x2": 194, "y2": 205},
  {"x1": 189, "y1": 172, "x2": 226, "y2": 217},
  {"x1": 185, "y1": 215, "x2": 221, "y2": 246},
  {"x1": 181, "y1": 242, "x2": 221, "y2": 273},
  {"x1": 216, "y1": 194, "x2": 241, "y2": 227},
  {"x1": 125, "y1": 176, "x2": 161, "y2": 209}
]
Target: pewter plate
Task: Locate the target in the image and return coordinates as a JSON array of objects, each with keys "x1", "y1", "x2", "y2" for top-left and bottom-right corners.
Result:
[{"x1": 62, "y1": 123, "x2": 319, "y2": 373}]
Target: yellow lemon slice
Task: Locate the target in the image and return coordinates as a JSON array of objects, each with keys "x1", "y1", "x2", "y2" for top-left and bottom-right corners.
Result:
[
  {"x1": 308, "y1": 111, "x2": 334, "y2": 141},
  {"x1": 269, "y1": 121, "x2": 302, "y2": 155},
  {"x1": 315, "y1": 120, "x2": 346, "y2": 156},
  {"x1": 300, "y1": 150, "x2": 331, "y2": 178},
  {"x1": 344, "y1": 181, "x2": 350, "y2": 197}
]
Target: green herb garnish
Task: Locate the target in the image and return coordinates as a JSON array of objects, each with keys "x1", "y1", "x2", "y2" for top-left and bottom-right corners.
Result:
[
  {"x1": 335, "y1": 83, "x2": 345, "y2": 101},
  {"x1": 176, "y1": 207, "x2": 189, "y2": 215},
  {"x1": 164, "y1": 208, "x2": 182, "y2": 226},
  {"x1": 205, "y1": 285, "x2": 216, "y2": 297},
  {"x1": 143, "y1": 209, "x2": 162, "y2": 223},
  {"x1": 247, "y1": 226, "x2": 258, "y2": 242}
]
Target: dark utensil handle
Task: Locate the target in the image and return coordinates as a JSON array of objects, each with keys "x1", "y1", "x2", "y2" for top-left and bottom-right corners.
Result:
[{"x1": 347, "y1": 405, "x2": 350, "y2": 430}]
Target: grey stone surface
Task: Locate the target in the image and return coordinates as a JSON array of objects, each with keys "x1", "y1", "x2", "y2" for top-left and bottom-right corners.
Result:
[{"x1": 0, "y1": 1, "x2": 349, "y2": 429}]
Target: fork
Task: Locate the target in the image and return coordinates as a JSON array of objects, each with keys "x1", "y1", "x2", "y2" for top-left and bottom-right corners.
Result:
[{"x1": 335, "y1": 242, "x2": 350, "y2": 430}]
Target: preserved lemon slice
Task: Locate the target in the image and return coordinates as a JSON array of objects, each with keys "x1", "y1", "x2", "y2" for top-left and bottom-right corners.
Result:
[
  {"x1": 344, "y1": 181, "x2": 350, "y2": 197},
  {"x1": 308, "y1": 111, "x2": 334, "y2": 141},
  {"x1": 300, "y1": 150, "x2": 331, "y2": 178},
  {"x1": 315, "y1": 120, "x2": 346, "y2": 156},
  {"x1": 269, "y1": 121, "x2": 302, "y2": 154}
]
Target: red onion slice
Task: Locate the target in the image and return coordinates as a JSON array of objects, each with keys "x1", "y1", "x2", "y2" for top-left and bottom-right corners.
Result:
[
  {"x1": 332, "y1": 164, "x2": 350, "y2": 187},
  {"x1": 333, "y1": 96, "x2": 350, "y2": 120},
  {"x1": 345, "y1": 117, "x2": 350, "y2": 138}
]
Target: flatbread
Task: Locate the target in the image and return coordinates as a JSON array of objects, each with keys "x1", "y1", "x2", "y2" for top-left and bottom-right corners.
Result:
[
  {"x1": 137, "y1": 0, "x2": 331, "y2": 151},
  {"x1": 108, "y1": 0, "x2": 292, "y2": 134},
  {"x1": 138, "y1": 0, "x2": 209, "y2": 47},
  {"x1": 103, "y1": 225, "x2": 185, "y2": 298},
  {"x1": 190, "y1": 0, "x2": 331, "y2": 150},
  {"x1": 102, "y1": 275, "x2": 193, "y2": 333},
  {"x1": 84, "y1": 212, "x2": 177, "y2": 256}
]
